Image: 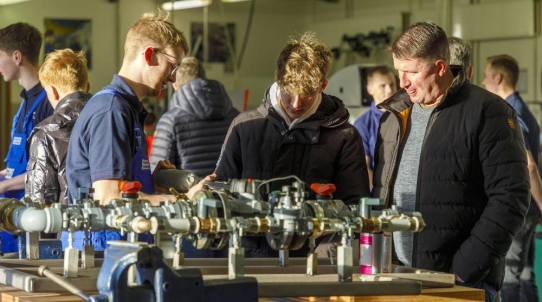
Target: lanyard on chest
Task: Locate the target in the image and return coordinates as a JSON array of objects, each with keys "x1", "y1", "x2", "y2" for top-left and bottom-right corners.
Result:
[{"x1": 11, "y1": 90, "x2": 47, "y2": 137}]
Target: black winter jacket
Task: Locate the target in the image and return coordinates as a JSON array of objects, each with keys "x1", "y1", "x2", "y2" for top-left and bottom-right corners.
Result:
[
  {"x1": 373, "y1": 74, "x2": 530, "y2": 290},
  {"x1": 150, "y1": 78, "x2": 239, "y2": 178},
  {"x1": 215, "y1": 88, "x2": 370, "y2": 204},
  {"x1": 25, "y1": 91, "x2": 91, "y2": 205}
]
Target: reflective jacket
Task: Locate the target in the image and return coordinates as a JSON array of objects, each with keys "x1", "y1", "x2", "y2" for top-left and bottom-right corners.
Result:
[
  {"x1": 372, "y1": 73, "x2": 529, "y2": 290},
  {"x1": 25, "y1": 91, "x2": 91, "y2": 205}
]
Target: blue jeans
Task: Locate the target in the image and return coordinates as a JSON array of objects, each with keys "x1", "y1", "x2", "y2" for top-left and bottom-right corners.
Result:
[
  {"x1": 501, "y1": 210, "x2": 540, "y2": 302},
  {"x1": 456, "y1": 280, "x2": 497, "y2": 302}
]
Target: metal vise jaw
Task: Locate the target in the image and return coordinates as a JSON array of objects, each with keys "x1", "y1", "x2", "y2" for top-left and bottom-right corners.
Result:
[{"x1": 90, "y1": 241, "x2": 258, "y2": 302}]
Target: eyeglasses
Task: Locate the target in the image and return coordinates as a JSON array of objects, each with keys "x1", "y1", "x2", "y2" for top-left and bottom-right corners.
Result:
[{"x1": 154, "y1": 48, "x2": 181, "y2": 77}]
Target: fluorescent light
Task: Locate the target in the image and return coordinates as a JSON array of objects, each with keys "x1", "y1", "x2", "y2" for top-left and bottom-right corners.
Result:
[
  {"x1": 0, "y1": 0, "x2": 30, "y2": 6},
  {"x1": 162, "y1": 0, "x2": 212, "y2": 10}
]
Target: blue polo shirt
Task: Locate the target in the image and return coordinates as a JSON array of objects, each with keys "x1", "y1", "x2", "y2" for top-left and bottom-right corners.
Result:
[
  {"x1": 353, "y1": 102, "x2": 383, "y2": 169},
  {"x1": 66, "y1": 75, "x2": 149, "y2": 202},
  {"x1": 505, "y1": 91, "x2": 540, "y2": 214},
  {"x1": 15, "y1": 83, "x2": 53, "y2": 134}
]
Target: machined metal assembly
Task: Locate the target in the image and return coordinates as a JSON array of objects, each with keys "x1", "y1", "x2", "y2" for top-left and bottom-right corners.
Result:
[{"x1": 0, "y1": 174, "x2": 426, "y2": 286}]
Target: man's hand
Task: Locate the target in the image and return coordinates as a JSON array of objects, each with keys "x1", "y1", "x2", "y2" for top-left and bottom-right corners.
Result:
[
  {"x1": 450, "y1": 268, "x2": 465, "y2": 283},
  {"x1": 186, "y1": 174, "x2": 216, "y2": 200},
  {"x1": 152, "y1": 159, "x2": 176, "y2": 194},
  {"x1": 454, "y1": 273, "x2": 465, "y2": 283}
]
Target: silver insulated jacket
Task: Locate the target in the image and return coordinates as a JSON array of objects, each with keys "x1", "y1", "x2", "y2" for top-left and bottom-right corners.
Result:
[{"x1": 25, "y1": 91, "x2": 91, "y2": 205}]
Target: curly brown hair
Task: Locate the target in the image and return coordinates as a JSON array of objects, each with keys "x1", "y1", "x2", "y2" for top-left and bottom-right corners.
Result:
[{"x1": 275, "y1": 32, "x2": 332, "y2": 96}]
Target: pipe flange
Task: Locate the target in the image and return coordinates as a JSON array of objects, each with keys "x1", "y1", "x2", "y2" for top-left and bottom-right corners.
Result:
[{"x1": 44, "y1": 207, "x2": 63, "y2": 233}]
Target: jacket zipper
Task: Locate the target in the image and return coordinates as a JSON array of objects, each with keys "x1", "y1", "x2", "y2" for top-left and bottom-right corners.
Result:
[{"x1": 383, "y1": 107, "x2": 409, "y2": 208}]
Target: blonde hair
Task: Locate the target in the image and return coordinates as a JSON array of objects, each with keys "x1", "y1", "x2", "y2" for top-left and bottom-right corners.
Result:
[
  {"x1": 39, "y1": 49, "x2": 88, "y2": 92},
  {"x1": 275, "y1": 32, "x2": 333, "y2": 96},
  {"x1": 124, "y1": 11, "x2": 189, "y2": 62},
  {"x1": 176, "y1": 57, "x2": 206, "y2": 87}
]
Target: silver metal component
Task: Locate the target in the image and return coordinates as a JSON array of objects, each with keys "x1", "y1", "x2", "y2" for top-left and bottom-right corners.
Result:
[
  {"x1": 173, "y1": 234, "x2": 184, "y2": 268},
  {"x1": 63, "y1": 230, "x2": 79, "y2": 277},
  {"x1": 228, "y1": 231, "x2": 245, "y2": 279},
  {"x1": 279, "y1": 249, "x2": 289, "y2": 267},
  {"x1": 381, "y1": 232, "x2": 392, "y2": 273},
  {"x1": 306, "y1": 238, "x2": 317, "y2": 276},
  {"x1": 337, "y1": 233, "x2": 353, "y2": 283},
  {"x1": 38, "y1": 265, "x2": 89, "y2": 300},
  {"x1": 64, "y1": 248, "x2": 79, "y2": 278},
  {"x1": 81, "y1": 230, "x2": 95, "y2": 269},
  {"x1": 26, "y1": 231, "x2": 39, "y2": 260}
]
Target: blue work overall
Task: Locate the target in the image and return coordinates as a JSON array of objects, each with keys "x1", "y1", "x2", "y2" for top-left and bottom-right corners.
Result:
[
  {"x1": 62, "y1": 89, "x2": 154, "y2": 251},
  {"x1": 1, "y1": 91, "x2": 46, "y2": 253}
]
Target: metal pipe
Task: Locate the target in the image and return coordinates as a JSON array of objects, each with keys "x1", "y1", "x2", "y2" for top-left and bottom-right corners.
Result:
[
  {"x1": 12, "y1": 207, "x2": 47, "y2": 232},
  {"x1": 38, "y1": 265, "x2": 89, "y2": 301}
]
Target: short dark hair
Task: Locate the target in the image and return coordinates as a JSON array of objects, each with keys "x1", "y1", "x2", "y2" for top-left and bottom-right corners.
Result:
[
  {"x1": 448, "y1": 37, "x2": 471, "y2": 67},
  {"x1": 0, "y1": 23, "x2": 42, "y2": 65},
  {"x1": 367, "y1": 66, "x2": 395, "y2": 82},
  {"x1": 486, "y1": 54, "x2": 519, "y2": 88},
  {"x1": 391, "y1": 21, "x2": 449, "y2": 64}
]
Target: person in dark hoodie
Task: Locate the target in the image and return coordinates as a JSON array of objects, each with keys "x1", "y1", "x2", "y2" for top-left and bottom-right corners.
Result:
[
  {"x1": 25, "y1": 49, "x2": 91, "y2": 205},
  {"x1": 215, "y1": 32, "x2": 370, "y2": 257},
  {"x1": 150, "y1": 57, "x2": 239, "y2": 177}
]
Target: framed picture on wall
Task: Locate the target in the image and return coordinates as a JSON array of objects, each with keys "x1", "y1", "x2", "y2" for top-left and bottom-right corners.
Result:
[
  {"x1": 43, "y1": 19, "x2": 92, "y2": 69},
  {"x1": 190, "y1": 22, "x2": 235, "y2": 72}
]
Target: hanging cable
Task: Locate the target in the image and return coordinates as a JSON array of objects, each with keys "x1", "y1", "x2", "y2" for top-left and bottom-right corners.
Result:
[
  {"x1": 236, "y1": 0, "x2": 256, "y2": 70},
  {"x1": 218, "y1": 0, "x2": 240, "y2": 89}
]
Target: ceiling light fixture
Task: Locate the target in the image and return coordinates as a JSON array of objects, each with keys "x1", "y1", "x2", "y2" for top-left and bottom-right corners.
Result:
[
  {"x1": 0, "y1": 0, "x2": 30, "y2": 6},
  {"x1": 162, "y1": 0, "x2": 212, "y2": 11}
]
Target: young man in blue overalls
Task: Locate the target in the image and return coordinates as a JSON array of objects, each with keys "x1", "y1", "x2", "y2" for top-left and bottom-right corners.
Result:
[
  {"x1": 65, "y1": 12, "x2": 205, "y2": 251},
  {"x1": 0, "y1": 23, "x2": 54, "y2": 253}
]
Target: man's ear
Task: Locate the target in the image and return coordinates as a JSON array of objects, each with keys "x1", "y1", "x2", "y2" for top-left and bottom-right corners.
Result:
[
  {"x1": 12, "y1": 50, "x2": 23, "y2": 66},
  {"x1": 467, "y1": 66, "x2": 474, "y2": 81},
  {"x1": 320, "y1": 78, "x2": 329, "y2": 92},
  {"x1": 52, "y1": 86, "x2": 60, "y2": 101},
  {"x1": 435, "y1": 59, "x2": 447, "y2": 76},
  {"x1": 496, "y1": 72, "x2": 504, "y2": 85},
  {"x1": 144, "y1": 47, "x2": 154, "y2": 66},
  {"x1": 367, "y1": 83, "x2": 374, "y2": 96},
  {"x1": 86, "y1": 82, "x2": 90, "y2": 93}
]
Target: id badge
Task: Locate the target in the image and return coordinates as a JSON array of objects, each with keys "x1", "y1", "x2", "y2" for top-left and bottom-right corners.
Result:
[
  {"x1": 5, "y1": 168, "x2": 14, "y2": 179},
  {"x1": 5, "y1": 133, "x2": 27, "y2": 163},
  {"x1": 142, "y1": 159, "x2": 150, "y2": 170}
]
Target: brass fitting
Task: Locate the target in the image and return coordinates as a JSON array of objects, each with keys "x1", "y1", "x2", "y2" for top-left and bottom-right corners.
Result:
[{"x1": 0, "y1": 198, "x2": 25, "y2": 233}]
